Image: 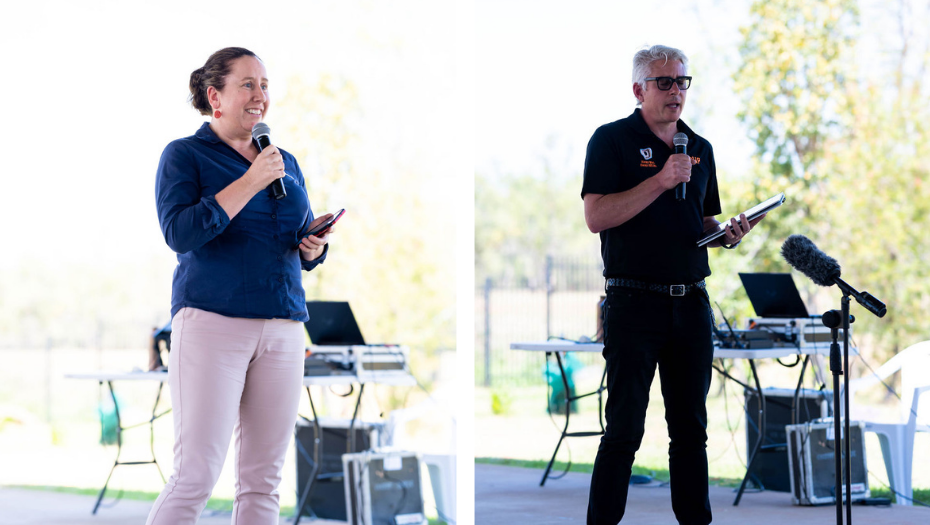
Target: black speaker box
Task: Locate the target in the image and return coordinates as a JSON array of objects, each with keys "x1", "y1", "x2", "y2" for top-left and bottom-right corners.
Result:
[
  {"x1": 744, "y1": 387, "x2": 830, "y2": 492},
  {"x1": 295, "y1": 418, "x2": 382, "y2": 520}
]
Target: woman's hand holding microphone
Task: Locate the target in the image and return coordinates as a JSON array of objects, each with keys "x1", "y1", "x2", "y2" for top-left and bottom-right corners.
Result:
[{"x1": 244, "y1": 145, "x2": 286, "y2": 189}]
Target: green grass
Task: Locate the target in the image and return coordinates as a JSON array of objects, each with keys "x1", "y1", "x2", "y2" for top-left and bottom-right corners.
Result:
[
  {"x1": 9, "y1": 485, "x2": 243, "y2": 513},
  {"x1": 8, "y1": 485, "x2": 449, "y2": 523},
  {"x1": 867, "y1": 486, "x2": 930, "y2": 507},
  {"x1": 477, "y1": 457, "x2": 930, "y2": 507},
  {"x1": 477, "y1": 456, "x2": 743, "y2": 488}
]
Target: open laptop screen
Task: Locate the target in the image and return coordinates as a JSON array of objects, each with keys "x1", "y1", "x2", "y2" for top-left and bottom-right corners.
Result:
[
  {"x1": 304, "y1": 301, "x2": 366, "y2": 345},
  {"x1": 738, "y1": 273, "x2": 810, "y2": 318}
]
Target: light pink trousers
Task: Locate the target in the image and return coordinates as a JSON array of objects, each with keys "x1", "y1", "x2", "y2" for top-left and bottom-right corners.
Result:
[{"x1": 146, "y1": 307, "x2": 305, "y2": 525}]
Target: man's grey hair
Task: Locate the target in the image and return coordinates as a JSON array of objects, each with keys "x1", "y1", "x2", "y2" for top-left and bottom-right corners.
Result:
[{"x1": 632, "y1": 45, "x2": 689, "y2": 104}]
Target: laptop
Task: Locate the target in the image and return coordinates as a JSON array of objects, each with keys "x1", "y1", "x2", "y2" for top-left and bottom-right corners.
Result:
[
  {"x1": 304, "y1": 301, "x2": 411, "y2": 381},
  {"x1": 304, "y1": 301, "x2": 366, "y2": 345},
  {"x1": 738, "y1": 273, "x2": 810, "y2": 318}
]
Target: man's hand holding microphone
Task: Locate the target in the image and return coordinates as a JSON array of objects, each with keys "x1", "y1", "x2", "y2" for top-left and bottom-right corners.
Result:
[{"x1": 656, "y1": 151, "x2": 695, "y2": 194}]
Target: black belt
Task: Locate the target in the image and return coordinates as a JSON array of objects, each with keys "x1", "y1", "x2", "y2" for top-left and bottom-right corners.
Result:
[{"x1": 606, "y1": 277, "x2": 705, "y2": 297}]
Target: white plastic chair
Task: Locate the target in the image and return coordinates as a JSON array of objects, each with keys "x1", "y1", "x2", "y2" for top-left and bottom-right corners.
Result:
[
  {"x1": 847, "y1": 341, "x2": 930, "y2": 505},
  {"x1": 383, "y1": 390, "x2": 456, "y2": 521},
  {"x1": 422, "y1": 453, "x2": 456, "y2": 523}
]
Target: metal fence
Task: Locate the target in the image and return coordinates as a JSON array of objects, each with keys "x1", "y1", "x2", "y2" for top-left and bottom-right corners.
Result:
[{"x1": 475, "y1": 255, "x2": 606, "y2": 387}]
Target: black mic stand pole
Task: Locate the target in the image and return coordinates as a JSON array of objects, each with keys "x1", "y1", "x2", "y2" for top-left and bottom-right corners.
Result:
[
  {"x1": 842, "y1": 295, "x2": 853, "y2": 525},
  {"x1": 823, "y1": 299, "x2": 854, "y2": 525},
  {"x1": 825, "y1": 314, "x2": 843, "y2": 525}
]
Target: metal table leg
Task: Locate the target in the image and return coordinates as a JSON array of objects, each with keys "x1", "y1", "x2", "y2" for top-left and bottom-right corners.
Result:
[
  {"x1": 92, "y1": 380, "x2": 168, "y2": 514},
  {"x1": 293, "y1": 387, "x2": 321, "y2": 524},
  {"x1": 540, "y1": 352, "x2": 607, "y2": 487},
  {"x1": 733, "y1": 359, "x2": 765, "y2": 506}
]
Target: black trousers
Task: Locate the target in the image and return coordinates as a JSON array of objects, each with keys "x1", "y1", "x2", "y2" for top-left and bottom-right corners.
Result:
[{"x1": 587, "y1": 285, "x2": 714, "y2": 525}]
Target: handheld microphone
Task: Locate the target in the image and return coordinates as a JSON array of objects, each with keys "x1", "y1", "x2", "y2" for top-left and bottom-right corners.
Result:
[
  {"x1": 673, "y1": 132, "x2": 688, "y2": 201},
  {"x1": 251, "y1": 122, "x2": 286, "y2": 200},
  {"x1": 781, "y1": 234, "x2": 887, "y2": 318}
]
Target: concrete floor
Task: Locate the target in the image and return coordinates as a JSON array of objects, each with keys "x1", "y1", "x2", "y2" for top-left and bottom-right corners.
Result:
[
  {"x1": 475, "y1": 463, "x2": 930, "y2": 525},
  {"x1": 0, "y1": 487, "x2": 345, "y2": 525}
]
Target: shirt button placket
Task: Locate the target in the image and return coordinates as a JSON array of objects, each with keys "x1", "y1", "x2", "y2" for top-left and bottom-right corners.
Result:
[{"x1": 271, "y1": 201, "x2": 285, "y2": 288}]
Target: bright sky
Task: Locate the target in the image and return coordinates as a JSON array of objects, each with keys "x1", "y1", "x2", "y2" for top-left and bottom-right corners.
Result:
[
  {"x1": 474, "y1": 0, "x2": 924, "y2": 183},
  {"x1": 0, "y1": 0, "x2": 458, "y2": 268},
  {"x1": 476, "y1": 0, "x2": 753, "y2": 179}
]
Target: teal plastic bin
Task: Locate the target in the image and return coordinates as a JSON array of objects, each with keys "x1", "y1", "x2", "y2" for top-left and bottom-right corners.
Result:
[{"x1": 544, "y1": 353, "x2": 581, "y2": 414}]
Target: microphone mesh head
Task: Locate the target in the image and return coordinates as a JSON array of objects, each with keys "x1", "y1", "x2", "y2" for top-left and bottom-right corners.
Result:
[
  {"x1": 673, "y1": 132, "x2": 688, "y2": 147},
  {"x1": 251, "y1": 122, "x2": 271, "y2": 139}
]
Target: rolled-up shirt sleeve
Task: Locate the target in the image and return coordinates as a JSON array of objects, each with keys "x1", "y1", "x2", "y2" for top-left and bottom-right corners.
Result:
[
  {"x1": 301, "y1": 243, "x2": 328, "y2": 270},
  {"x1": 155, "y1": 141, "x2": 231, "y2": 254}
]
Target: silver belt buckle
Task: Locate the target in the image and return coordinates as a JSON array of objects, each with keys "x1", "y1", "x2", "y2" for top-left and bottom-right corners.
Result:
[{"x1": 670, "y1": 284, "x2": 686, "y2": 296}]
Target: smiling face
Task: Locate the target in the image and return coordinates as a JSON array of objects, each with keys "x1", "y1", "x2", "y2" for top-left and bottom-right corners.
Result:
[
  {"x1": 207, "y1": 55, "x2": 269, "y2": 138},
  {"x1": 633, "y1": 59, "x2": 687, "y2": 129}
]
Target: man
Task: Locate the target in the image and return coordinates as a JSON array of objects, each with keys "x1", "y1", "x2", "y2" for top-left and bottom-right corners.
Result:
[{"x1": 582, "y1": 45, "x2": 764, "y2": 525}]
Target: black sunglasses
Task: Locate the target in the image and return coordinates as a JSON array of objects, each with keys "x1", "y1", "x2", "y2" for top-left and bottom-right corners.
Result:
[{"x1": 643, "y1": 76, "x2": 692, "y2": 90}]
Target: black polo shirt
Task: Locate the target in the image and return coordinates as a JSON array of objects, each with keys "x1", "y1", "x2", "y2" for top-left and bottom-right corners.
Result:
[{"x1": 581, "y1": 108, "x2": 721, "y2": 283}]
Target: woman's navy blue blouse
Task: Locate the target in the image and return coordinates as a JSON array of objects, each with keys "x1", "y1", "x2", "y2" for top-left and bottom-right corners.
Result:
[{"x1": 155, "y1": 122, "x2": 326, "y2": 322}]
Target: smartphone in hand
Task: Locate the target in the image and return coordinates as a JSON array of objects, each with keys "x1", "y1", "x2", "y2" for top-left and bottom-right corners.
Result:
[{"x1": 295, "y1": 209, "x2": 345, "y2": 248}]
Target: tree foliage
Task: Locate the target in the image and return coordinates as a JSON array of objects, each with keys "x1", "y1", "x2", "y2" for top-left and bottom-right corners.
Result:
[
  {"x1": 276, "y1": 74, "x2": 456, "y2": 364},
  {"x1": 475, "y1": 152, "x2": 599, "y2": 287},
  {"x1": 734, "y1": 0, "x2": 859, "y2": 268},
  {"x1": 728, "y1": 0, "x2": 930, "y2": 357}
]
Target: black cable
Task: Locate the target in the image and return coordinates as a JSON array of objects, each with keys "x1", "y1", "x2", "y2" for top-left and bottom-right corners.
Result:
[
  {"x1": 713, "y1": 302, "x2": 745, "y2": 350},
  {"x1": 384, "y1": 346, "x2": 453, "y2": 423},
  {"x1": 381, "y1": 469, "x2": 410, "y2": 519},
  {"x1": 329, "y1": 383, "x2": 355, "y2": 397},
  {"x1": 843, "y1": 336, "x2": 928, "y2": 452},
  {"x1": 708, "y1": 359, "x2": 745, "y2": 467},
  {"x1": 776, "y1": 354, "x2": 803, "y2": 367},
  {"x1": 866, "y1": 470, "x2": 930, "y2": 507}
]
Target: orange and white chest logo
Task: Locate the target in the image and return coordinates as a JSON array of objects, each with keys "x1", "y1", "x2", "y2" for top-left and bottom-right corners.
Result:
[{"x1": 639, "y1": 147, "x2": 657, "y2": 168}]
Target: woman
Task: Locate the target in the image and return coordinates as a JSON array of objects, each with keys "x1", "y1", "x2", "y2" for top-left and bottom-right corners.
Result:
[{"x1": 148, "y1": 47, "x2": 333, "y2": 524}]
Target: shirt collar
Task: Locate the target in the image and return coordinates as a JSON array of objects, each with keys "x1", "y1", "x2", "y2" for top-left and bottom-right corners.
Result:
[
  {"x1": 630, "y1": 107, "x2": 696, "y2": 143},
  {"x1": 194, "y1": 121, "x2": 223, "y2": 144}
]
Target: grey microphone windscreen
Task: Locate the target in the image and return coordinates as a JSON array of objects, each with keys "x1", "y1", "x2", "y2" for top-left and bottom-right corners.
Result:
[
  {"x1": 780, "y1": 234, "x2": 841, "y2": 286},
  {"x1": 673, "y1": 132, "x2": 688, "y2": 148}
]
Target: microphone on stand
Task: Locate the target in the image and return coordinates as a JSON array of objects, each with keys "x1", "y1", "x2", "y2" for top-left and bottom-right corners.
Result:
[
  {"x1": 780, "y1": 234, "x2": 886, "y2": 525},
  {"x1": 780, "y1": 234, "x2": 886, "y2": 317},
  {"x1": 251, "y1": 122, "x2": 286, "y2": 200},
  {"x1": 673, "y1": 132, "x2": 688, "y2": 201}
]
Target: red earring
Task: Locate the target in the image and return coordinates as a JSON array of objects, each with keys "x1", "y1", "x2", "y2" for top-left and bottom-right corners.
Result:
[{"x1": 213, "y1": 109, "x2": 221, "y2": 119}]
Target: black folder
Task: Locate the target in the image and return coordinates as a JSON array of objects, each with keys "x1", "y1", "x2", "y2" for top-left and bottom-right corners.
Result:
[{"x1": 697, "y1": 193, "x2": 785, "y2": 247}]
